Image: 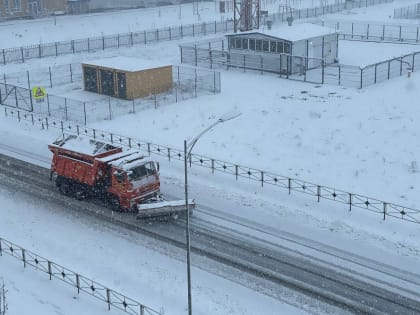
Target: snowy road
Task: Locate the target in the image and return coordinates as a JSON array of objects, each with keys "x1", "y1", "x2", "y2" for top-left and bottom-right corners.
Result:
[{"x1": 1, "y1": 151, "x2": 420, "y2": 314}]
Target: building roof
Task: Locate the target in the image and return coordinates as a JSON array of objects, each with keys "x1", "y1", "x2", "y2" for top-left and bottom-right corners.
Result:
[
  {"x1": 82, "y1": 57, "x2": 171, "y2": 72},
  {"x1": 227, "y1": 23, "x2": 337, "y2": 42}
]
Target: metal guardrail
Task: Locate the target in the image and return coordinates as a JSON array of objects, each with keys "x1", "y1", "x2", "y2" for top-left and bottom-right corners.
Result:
[
  {"x1": 0, "y1": 237, "x2": 162, "y2": 315},
  {"x1": 2, "y1": 106, "x2": 419, "y2": 225}
]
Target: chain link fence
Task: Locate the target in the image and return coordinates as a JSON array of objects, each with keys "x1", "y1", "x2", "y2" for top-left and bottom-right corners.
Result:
[
  {"x1": 0, "y1": 65, "x2": 221, "y2": 124},
  {"x1": 180, "y1": 39, "x2": 420, "y2": 88},
  {"x1": 318, "y1": 20, "x2": 420, "y2": 43},
  {"x1": 394, "y1": 4, "x2": 420, "y2": 19},
  {"x1": 3, "y1": 107, "x2": 420, "y2": 225},
  {"x1": 0, "y1": 237, "x2": 161, "y2": 315},
  {"x1": 0, "y1": 0, "x2": 392, "y2": 65}
]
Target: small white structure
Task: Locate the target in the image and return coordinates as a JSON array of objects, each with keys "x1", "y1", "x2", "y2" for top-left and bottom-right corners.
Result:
[{"x1": 226, "y1": 23, "x2": 338, "y2": 74}]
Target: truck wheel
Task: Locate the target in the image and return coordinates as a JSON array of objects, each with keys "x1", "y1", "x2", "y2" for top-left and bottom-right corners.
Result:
[
  {"x1": 57, "y1": 178, "x2": 73, "y2": 196},
  {"x1": 108, "y1": 195, "x2": 121, "y2": 212}
]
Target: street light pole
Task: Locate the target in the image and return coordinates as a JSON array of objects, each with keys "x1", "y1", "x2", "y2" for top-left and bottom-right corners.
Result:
[{"x1": 183, "y1": 111, "x2": 241, "y2": 315}]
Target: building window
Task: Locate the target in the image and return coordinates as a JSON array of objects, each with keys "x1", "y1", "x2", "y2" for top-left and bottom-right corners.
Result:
[
  {"x1": 277, "y1": 41, "x2": 283, "y2": 53},
  {"x1": 242, "y1": 39, "x2": 248, "y2": 50},
  {"x1": 262, "y1": 40, "x2": 269, "y2": 52},
  {"x1": 249, "y1": 39, "x2": 256, "y2": 50},
  {"x1": 235, "y1": 38, "x2": 242, "y2": 49},
  {"x1": 270, "y1": 41, "x2": 276, "y2": 53},
  {"x1": 14, "y1": 0, "x2": 21, "y2": 11},
  {"x1": 284, "y1": 42, "x2": 290, "y2": 54},
  {"x1": 255, "y1": 40, "x2": 262, "y2": 51},
  {"x1": 4, "y1": 0, "x2": 10, "y2": 12},
  {"x1": 229, "y1": 38, "x2": 235, "y2": 49}
]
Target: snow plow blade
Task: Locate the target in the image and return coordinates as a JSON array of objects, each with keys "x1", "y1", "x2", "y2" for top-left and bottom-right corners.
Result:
[{"x1": 136, "y1": 199, "x2": 195, "y2": 219}]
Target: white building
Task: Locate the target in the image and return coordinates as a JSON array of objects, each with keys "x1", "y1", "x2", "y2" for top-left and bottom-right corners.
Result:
[{"x1": 225, "y1": 23, "x2": 338, "y2": 74}]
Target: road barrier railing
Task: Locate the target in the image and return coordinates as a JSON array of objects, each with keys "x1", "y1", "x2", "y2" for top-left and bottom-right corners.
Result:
[
  {"x1": 2, "y1": 106, "x2": 419, "y2": 225},
  {"x1": 0, "y1": 237, "x2": 162, "y2": 315}
]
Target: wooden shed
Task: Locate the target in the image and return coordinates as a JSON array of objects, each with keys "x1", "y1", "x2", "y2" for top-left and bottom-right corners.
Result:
[{"x1": 82, "y1": 57, "x2": 173, "y2": 100}]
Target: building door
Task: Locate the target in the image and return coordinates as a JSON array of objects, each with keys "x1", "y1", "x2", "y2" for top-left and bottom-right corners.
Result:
[
  {"x1": 100, "y1": 69, "x2": 114, "y2": 96},
  {"x1": 117, "y1": 72, "x2": 127, "y2": 99},
  {"x1": 28, "y1": 2, "x2": 38, "y2": 17},
  {"x1": 84, "y1": 66, "x2": 98, "y2": 93}
]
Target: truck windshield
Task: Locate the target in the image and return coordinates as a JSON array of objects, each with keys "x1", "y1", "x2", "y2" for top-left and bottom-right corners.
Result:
[{"x1": 128, "y1": 162, "x2": 156, "y2": 181}]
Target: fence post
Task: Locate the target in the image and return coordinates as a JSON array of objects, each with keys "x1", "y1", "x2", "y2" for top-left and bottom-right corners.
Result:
[
  {"x1": 49, "y1": 66, "x2": 52, "y2": 88},
  {"x1": 399, "y1": 26, "x2": 402, "y2": 41},
  {"x1": 47, "y1": 94, "x2": 51, "y2": 116},
  {"x1": 288, "y1": 178, "x2": 291, "y2": 194},
  {"x1": 260, "y1": 56, "x2": 263, "y2": 75},
  {"x1": 106, "y1": 289, "x2": 111, "y2": 310},
  {"x1": 70, "y1": 64, "x2": 73, "y2": 83},
  {"x1": 412, "y1": 53, "x2": 416, "y2": 71},
  {"x1": 194, "y1": 68, "x2": 197, "y2": 97},
  {"x1": 55, "y1": 42, "x2": 58, "y2": 56},
  {"x1": 130, "y1": 32, "x2": 134, "y2": 46},
  {"x1": 140, "y1": 305, "x2": 145, "y2": 315},
  {"x1": 351, "y1": 23, "x2": 354, "y2": 39},
  {"x1": 338, "y1": 65, "x2": 341, "y2": 85},
  {"x1": 180, "y1": 25, "x2": 183, "y2": 38},
  {"x1": 108, "y1": 97, "x2": 112, "y2": 120},
  {"x1": 132, "y1": 99, "x2": 135, "y2": 113},
  {"x1": 117, "y1": 34, "x2": 120, "y2": 48},
  {"x1": 194, "y1": 45, "x2": 198, "y2": 66},
  {"x1": 76, "y1": 274, "x2": 80, "y2": 294},
  {"x1": 38, "y1": 44, "x2": 42, "y2": 58},
  {"x1": 374, "y1": 64, "x2": 377, "y2": 83},
  {"x1": 349, "y1": 193, "x2": 352, "y2": 211},
  {"x1": 387, "y1": 60, "x2": 390, "y2": 79},
  {"x1": 2, "y1": 49, "x2": 5, "y2": 65},
  {"x1": 64, "y1": 98, "x2": 68, "y2": 120},
  {"x1": 88, "y1": 38, "x2": 90, "y2": 52},
  {"x1": 321, "y1": 59, "x2": 325, "y2": 84},
  {"x1": 27, "y1": 71, "x2": 34, "y2": 111},
  {"x1": 21, "y1": 248, "x2": 26, "y2": 268},
  {"x1": 48, "y1": 261, "x2": 52, "y2": 280},
  {"x1": 144, "y1": 30, "x2": 147, "y2": 44},
  {"x1": 400, "y1": 57, "x2": 403, "y2": 75},
  {"x1": 417, "y1": 27, "x2": 419, "y2": 43},
  {"x1": 366, "y1": 24, "x2": 369, "y2": 39},
  {"x1": 383, "y1": 202, "x2": 387, "y2": 220},
  {"x1": 14, "y1": 88, "x2": 18, "y2": 109},
  {"x1": 102, "y1": 36, "x2": 105, "y2": 50},
  {"x1": 193, "y1": 23, "x2": 195, "y2": 37},
  {"x1": 71, "y1": 40, "x2": 75, "y2": 54},
  {"x1": 317, "y1": 186, "x2": 321, "y2": 202},
  {"x1": 83, "y1": 102, "x2": 87, "y2": 125},
  {"x1": 360, "y1": 67, "x2": 363, "y2": 88},
  {"x1": 20, "y1": 47, "x2": 24, "y2": 62},
  {"x1": 261, "y1": 171, "x2": 264, "y2": 187},
  {"x1": 0, "y1": 239, "x2": 2, "y2": 256},
  {"x1": 243, "y1": 55, "x2": 246, "y2": 72}
]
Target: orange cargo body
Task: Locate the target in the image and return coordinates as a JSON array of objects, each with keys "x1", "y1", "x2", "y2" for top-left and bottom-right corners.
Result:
[{"x1": 48, "y1": 144, "x2": 122, "y2": 187}]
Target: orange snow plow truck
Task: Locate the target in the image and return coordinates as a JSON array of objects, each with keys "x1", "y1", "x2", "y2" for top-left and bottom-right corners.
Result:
[{"x1": 48, "y1": 135, "x2": 194, "y2": 218}]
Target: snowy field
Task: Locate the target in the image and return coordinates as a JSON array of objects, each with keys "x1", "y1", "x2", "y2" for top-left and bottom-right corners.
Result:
[{"x1": 1, "y1": 0, "x2": 420, "y2": 314}]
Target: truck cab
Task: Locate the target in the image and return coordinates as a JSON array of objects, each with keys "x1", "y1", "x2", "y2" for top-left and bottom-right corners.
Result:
[{"x1": 107, "y1": 156, "x2": 160, "y2": 210}]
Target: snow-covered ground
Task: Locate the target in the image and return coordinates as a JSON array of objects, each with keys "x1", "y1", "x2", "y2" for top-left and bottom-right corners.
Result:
[{"x1": 1, "y1": 0, "x2": 420, "y2": 314}]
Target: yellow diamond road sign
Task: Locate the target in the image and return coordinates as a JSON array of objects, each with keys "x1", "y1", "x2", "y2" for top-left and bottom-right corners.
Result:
[{"x1": 32, "y1": 86, "x2": 46, "y2": 100}]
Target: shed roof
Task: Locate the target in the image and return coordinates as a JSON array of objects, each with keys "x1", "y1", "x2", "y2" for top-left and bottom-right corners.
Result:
[
  {"x1": 226, "y1": 23, "x2": 337, "y2": 42},
  {"x1": 82, "y1": 57, "x2": 171, "y2": 72}
]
